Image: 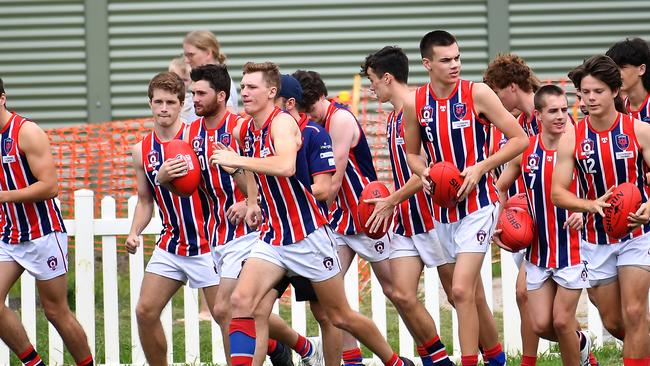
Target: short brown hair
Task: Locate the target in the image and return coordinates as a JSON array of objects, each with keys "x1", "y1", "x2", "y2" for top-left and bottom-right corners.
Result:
[
  {"x1": 148, "y1": 72, "x2": 185, "y2": 103},
  {"x1": 484, "y1": 54, "x2": 540, "y2": 93},
  {"x1": 242, "y1": 62, "x2": 281, "y2": 90}
]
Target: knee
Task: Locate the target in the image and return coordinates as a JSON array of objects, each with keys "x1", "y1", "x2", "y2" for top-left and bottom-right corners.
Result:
[
  {"x1": 325, "y1": 307, "x2": 352, "y2": 331},
  {"x1": 452, "y1": 284, "x2": 475, "y2": 305},
  {"x1": 135, "y1": 302, "x2": 157, "y2": 325},
  {"x1": 515, "y1": 287, "x2": 528, "y2": 307},
  {"x1": 42, "y1": 303, "x2": 69, "y2": 325},
  {"x1": 390, "y1": 288, "x2": 418, "y2": 311},
  {"x1": 622, "y1": 301, "x2": 647, "y2": 327},
  {"x1": 230, "y1": 289, "x2": 254, "y2": 316},
  {"x1": 530, "y1": 317, "x2": 551, "y2": 337},
  {"x1": 212, "y1": 300, "x2": 230, "y2": 326},
  {"x1": 552, "y1": 314, "x2": 574, "y2": 334}
]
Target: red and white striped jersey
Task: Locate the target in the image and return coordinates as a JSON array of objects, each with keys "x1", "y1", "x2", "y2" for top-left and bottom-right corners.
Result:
[
  {"x1": 186, "y1": 112, "x2": 251, "y2": 247},
  {"x1": 324, "y1": 104, "x2": 378, "y2": 235},
  {"x1": 521, "y1": 135, "x2": 581, "y2": 268},
  {"x1": 625, "y1": 93, "x2": 650, "y2": 123},
  {"x1": 415, "y1": 80, "x2": 499, "y2": 223},
  {"x1": 386, "y1": 108, "x2": 435, "y2": 236},
  {"x1": 140, "y1": 128, "x2": 211, "y2": 256},
  {"x1": 242, "y1": 107, "x2": 328, "y2": 245},
  {"x1": 574, "y1": 113, "x2": 650, "y2": 244},
  {"x1": 0, "y1": 113, "x2": 65, "y2": 244}
]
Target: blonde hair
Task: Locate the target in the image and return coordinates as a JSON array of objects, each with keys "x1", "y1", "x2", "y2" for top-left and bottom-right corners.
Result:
[
  {"x1": 168, "y1": 57, "x2": 189, "y2": 74},
  {"x1": 184, "y1": 30, "x2": 227, "y2": 64}
]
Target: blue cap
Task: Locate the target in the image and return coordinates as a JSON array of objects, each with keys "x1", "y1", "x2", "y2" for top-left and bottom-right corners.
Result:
[{"x1": 279, "y1": 74, "x2": 303, "y2": 102}]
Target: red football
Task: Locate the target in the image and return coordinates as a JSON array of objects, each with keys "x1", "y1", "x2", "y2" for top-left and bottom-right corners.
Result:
[
  {"x1": 163, "y1": 139, "x2": 201, "y2": 197},
  {"x1": 603, "y1": 182, "x2": 642, "y2": 239},
  {"x1": 504, "y1": 193, "x2": 529, "y2": 212},
  {"x1": 496, "y1": 207, "x2": 535, "y2": 252},
  {"x1": 358, "y1": 181, "x2": 391, "y2": 240},
  {"x1": 428, "y1": 161, "x2": 464, "y2": 208}
]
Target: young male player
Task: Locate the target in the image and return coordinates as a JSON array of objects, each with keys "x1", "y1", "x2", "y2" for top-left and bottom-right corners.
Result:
[
  {"x1": 292, "y1": 69, "x2": 397, "y2": 366},
  {"x1": 0, "y1": 77, "x2": 94, "y2": 366},
  {"x1": 210, "y1": 61, "x2": 413, "y2": 366},
  {"x1": 553, "y1": 55, "x2": 650, "y2": 365},
  {"x1": 403, "y1": 30, "x2": 528, "y2": 366},
  {"x1": 606, "y1": 38, "x2": 650, "y2": 122},
  {"x1": 126, "y1": 72, "x2": 219, "y2": 366},
  {"x1": 496, "y1": 85, "x2": 592, "y2": 366}
]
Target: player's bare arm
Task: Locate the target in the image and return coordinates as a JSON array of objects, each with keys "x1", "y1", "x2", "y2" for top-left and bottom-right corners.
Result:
[
  {"x1": 551, "y1": 127, "x2": 612, "y2": 216},
  {"x1": 126, "y1": 142, "x2": 155, "y2": 254},
  {"x1": 458, "y1": 83, "x2": 528, "y2": 200},
  {"x1": 210, "y1": 113, "x2": 300, "y2": 177},
  {"x1": 311, "y1": 172, "x2": 332, "y2": 202},
  {"x1": 0, "y1": 122, "x2": 58, "y2": 203},
  {"x1": 403, "y1": 91, "x2": 431, "y2": 191},
  {"x1": 628, "y1": 119, "x2": 650, "y2": 227},
  {"x1": 244, "y1": 171, "x2": 262, "y2": 229},
  {"x1": 327, "y1": 110, "x2": 359, "y2": 204}
]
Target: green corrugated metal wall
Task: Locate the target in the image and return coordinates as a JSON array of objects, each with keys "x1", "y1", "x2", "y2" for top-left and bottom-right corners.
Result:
[
  {"x1": 510, "y1": 0, "x2": 650, "y2": 81},
  {"x1": 1, "y1": 0, "x2": 649, "y2": 127},
  {"x1": 107, "y1": 0, "x2": 488, "y2": 120},
  {"x1": 0, "y1": 0, "x2": 87, "y2": 127}
]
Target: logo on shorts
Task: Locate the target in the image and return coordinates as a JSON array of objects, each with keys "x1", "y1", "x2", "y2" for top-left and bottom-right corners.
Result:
[
  {"x1": 47, "y1": 256, "x2": 58, "y2": 271},
  {"x1": 374, "y1": 241, "x2": 385, "y2": 254},
  {"x1": 323, "y1": 257, "x2": 334, "y2": 270},
  {"x1": 581, "y1": 260, "x2": 589, "y2": 281},
  {"x1": 213, "y1": 265, "x2": 218, "y2": 275},
  {"x1": 476, "y1": 230, "x2": 487, "y2": 244}
]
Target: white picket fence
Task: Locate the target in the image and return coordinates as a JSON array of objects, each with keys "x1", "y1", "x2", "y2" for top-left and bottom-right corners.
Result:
[{"x1": 0, "y1": 189, "x2": 612, "y2": 365}]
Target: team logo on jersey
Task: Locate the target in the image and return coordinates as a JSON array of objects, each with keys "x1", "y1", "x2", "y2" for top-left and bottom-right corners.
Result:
[
  {"x1": 243, "y1": 136, "x2": 252, "y2": 154},
  {"x1": 220, "y1": 133, "x2": 232, "y2": 146},
  {"x1": 374, "y1": 241, "x2": 385, "y2": 254},
  {"x1": 420, "y1": 105, "x2": 433, "y2": 125},
  {"x1": 476, "y1": 230, "x2": 487, "y2": 244},
  {"x1": 191, "y1": 135, "x2": 204, "y2": 152},
  {"x1": 615, "y1": 133, "x2": 629, "y2": 150},
  {"x1": 580, "y1": 139, "x2": 595, "y2": 157},
  {"x1": 3, "y1": 137, "x2": 14, "y2": 155},
  {"x1": 453, "y1": 102, "x2": 467, "y2": 120},
  {"x1": 526, "y1": 153, "x2": 541, "y2": 171},
  {"x1": 323, "y1": 257, "x2": 334, "y2": 270},
  {"x1": 147, "y1": 150, "x2": 160, "y2": 169},
  {"x1": 47, "y1": 256, "x2": 58, "y2": 271}
]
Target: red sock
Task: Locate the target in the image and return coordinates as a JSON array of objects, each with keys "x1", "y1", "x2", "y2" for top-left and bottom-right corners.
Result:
[
  {"x1": 461, "y1": 354, "x2": 478, "y2": 366},
  {"x1": 342, "y1": 348, "x2": 363, "y2": 366},
  {"x1": 383, "y1": 352, "x2": 404, "y2": 366},
  {"x1": 292, "y1": 334, "x2": 312, "y2": 358},
  {"x1": 77, "y1": 355, "x2": 94, "y2": 366},
  {"x1": 18, "y1": 345, "x2": 44, "y2": 366},
  {"x1": 623, "y1": 358, "x2": 650, "y2": 366},
  {"x1": 589, "y1": 352, "x2": 598, "y2": 366},
  {"x1": 521, "y1": 355, "x2": 537, "y2": 366},
  {"x1": 483, "y1": 343, "x2": 503, "y2": 359}
]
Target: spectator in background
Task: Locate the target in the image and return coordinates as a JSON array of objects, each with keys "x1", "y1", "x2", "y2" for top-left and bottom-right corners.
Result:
[
  {"x1": 183, "y1": 30, "x2": 239, "y2": 113},
  {"x1": 168, "y1": 57, "x2": 198, "y2": 124}
]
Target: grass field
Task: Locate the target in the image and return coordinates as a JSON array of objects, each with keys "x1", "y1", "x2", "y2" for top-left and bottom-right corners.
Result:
[{"x1": 5, "y1": 249, "x2": 625, "y2": 365}]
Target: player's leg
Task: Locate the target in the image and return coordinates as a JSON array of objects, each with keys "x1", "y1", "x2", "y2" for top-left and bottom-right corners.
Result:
[
  {"x1": 310, "y1": 300, "x2": 342, "y2": 366},
  {"x1": 0, "y1": 260, "x2": 42, "y2": 364},
  {"x1": 514, "y1": 260, "x2": 539, "y2": 365},
  {"x1": 618, "y1": 265, "x2": 650, "y2": 359},
  {"x1": 252, "y1": 290, "x2": 280, "y2": 366},
  {"x1": 201, "y1": 285, "x2": 229, "y2": 364},
  {"x1": 552, "y1": 285, "x2": 583, "y2": 366},
  {"x1": 473, "y1": 275, "x2": 506, "y2": 366},
  {"x1": 214, "y1": 278, "x2": 237, "y2": 366},
  {"x1": 229, "y1": 255, "x2": 285, "y2": 366},
  {"x1": 335, "y1": 241, "x2": 363, "y2": 365},
  {"x1": 452, "y1": 252, "x2": 487, "y2": 356},
  {"x1": 134, "y1": 272, "x2": 182, "y2": 366},
  {"x1": 311, "y1": 273, "x2": 405, "y2": 364}
]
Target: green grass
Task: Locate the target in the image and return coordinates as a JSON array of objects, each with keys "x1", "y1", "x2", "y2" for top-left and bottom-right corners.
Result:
[{"x1": 6, "y1": 249, "x2": 626, "y2": 365}]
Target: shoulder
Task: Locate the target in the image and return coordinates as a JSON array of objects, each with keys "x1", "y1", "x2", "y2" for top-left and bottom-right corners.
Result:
[
  {"x1": 469, "y1": 82, "x2": 494, "y2": 99},
  {"x1": 17, "y1": 120, "x2": 49, "y2": 152}
]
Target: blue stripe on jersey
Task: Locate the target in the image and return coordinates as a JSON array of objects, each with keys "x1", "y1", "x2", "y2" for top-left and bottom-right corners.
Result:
[
  {"x1": 474, "y1": 119, "x2": 490, "y2": 206},
  {"x1": 556, "y1": 206, "x2": 569, "y2": 268},
  {"x1": 266, "y1": 178, "x2": 295, "y2": 244}
]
